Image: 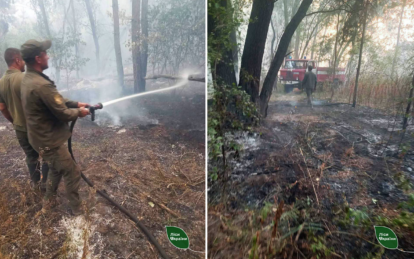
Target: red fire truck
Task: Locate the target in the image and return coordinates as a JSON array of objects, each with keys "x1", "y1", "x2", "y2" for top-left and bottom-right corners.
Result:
[{"x1": 279, "y1": 58, "x2": 346, "y2": 93}]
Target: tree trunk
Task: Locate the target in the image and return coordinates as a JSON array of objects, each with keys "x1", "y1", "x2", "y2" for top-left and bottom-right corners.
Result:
[
  {"x1": 270, "y1": 15, "x2": 278, "y2": 91},
  {"x1": 336, "y1": 40, "x2": 351, "y2": 67},
  {"x1": 260, "y1": 0, "x2": 313, "y2": 116},
  {"x1": 294, "y1": 25, "x2": 301, "y2": 59},
  {"x1": 390, "y1": 0, "x2": 406, "y2": 81},
  {"x1": 239, "y1": 0, "x2": 275, "y2": 104},
  {"x1": 402, "y1": 73, "x2": 414, "y2": 130},
  {"x1": 301, "y1": 18, "x2": 322, "y2": 59},
  {"x1": 141, "y1": 0, "x2": 148, "y2": 90},
  {"x1": 132, "y1": 0, "x2": 144, "y2": 92},
  {"x1": 285, "y1": 0, "x2": 300, "y2": 53},
  {"x1": 70, "y1": 0, "x2": 79, "y2": 78},
  {"x1": 310, "y1": 23, "x2": 318, "y2": 60},
  {"x1": 38, "y1": 0, "x2": 60, "y2": 82},
  {"x1": 318, "y1": 24, "x2": 328, "y2": 64},
  {"x1": 112, "y1": 0, "x2": 124, "y2": 90},
  {"x1": 331, "y1": 12, "x2": 340, "y2": 100},
  {"x1": 283, "y1": 0, "x2": 293, "y2": 52},
  {"x1": 230, "y1": 25, "x2": 239, "y2": 81},
  {"x1": 38, "y1": 0, "x2": 51, "y2": 41},
  {"x1": 283, "y1": 0, "x2": 289, "y2": 27},
  {"x1": 208, "y1": 0, "x2": 237, "y2": 87},
  {"x1": 352, "y1": 3, "x2": 367, "y2": 108},
  {"x1": 345, "y1": 37, "x2": 356, "y2": 90},
  {"x1": 85, "y1": 0, "x2": 100, "y2": 74},
  {"x1": 270, "y1": 17, "x2": 276, "y2": 58}
]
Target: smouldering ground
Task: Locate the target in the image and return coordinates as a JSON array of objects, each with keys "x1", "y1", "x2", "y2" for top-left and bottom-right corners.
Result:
[
  {"x1": 0, "y1": 81, "x2": 205, "y2": 259},
  {"x1": 209, "y1": 92, "x2": 414, "y2": 258}
]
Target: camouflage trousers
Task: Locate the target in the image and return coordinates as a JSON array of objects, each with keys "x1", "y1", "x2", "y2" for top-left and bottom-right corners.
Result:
[
  {"x1": 40, "y1": 144, "x2": 81, "y2": 211},
  {"x1": 15, "y1": 130, "x2": 48, "y2": 184}
]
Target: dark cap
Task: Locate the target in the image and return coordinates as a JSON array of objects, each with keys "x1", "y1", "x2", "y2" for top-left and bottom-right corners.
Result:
[{"x1": 20, "y1": 39, "x2": 52, "y2": 60}]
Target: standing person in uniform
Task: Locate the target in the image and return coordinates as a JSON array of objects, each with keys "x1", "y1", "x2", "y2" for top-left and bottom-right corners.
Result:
[
  {"x1": 301, "y1": 65, "x2": 317, "y2": 107},
  {"x1": 20, "y1": 39, "x2": 90, "y2": 215},
  {"x1": 0, "y1": 48, "x2": 49, "y2": 190}
]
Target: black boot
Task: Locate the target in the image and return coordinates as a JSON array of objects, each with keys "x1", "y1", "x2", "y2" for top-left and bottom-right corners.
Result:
[
  {"x1": 40, "y1": 162, "x2": 49, "y2": 192},
  {"x1": 28, "y1": 163, "x2": 41, "y2": 183},
  {"x1": 28, "y1": 162, "x2": 41, "y2": 190},
  {"x1": 41, "y1": 162, "x2": 49, "y2": 183}
]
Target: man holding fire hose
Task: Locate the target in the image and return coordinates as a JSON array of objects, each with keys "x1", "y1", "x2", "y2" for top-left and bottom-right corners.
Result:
[
  {"x1": 20, "y1": 39, "x2": 90, "y2": 216},
  {"x1": 0, "y1": 48, "x2": 49, "y2": 191}
]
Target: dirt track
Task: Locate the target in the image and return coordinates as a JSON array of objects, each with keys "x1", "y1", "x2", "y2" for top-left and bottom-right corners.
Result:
[
  {"x1": 0, "y1": 80, "x2": 205, "y2": 259},
  {"x1": 208, "y1": 93, "x2": 414, "y2": 258}
]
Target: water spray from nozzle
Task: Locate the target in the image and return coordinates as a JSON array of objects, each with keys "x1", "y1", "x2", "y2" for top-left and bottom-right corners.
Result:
[
  {"x1": 87, "y1": 103, "x2": 103, "y2": 121},
  {"x1": 102, "y1": 80, "x2": 188, "y2": 107}
]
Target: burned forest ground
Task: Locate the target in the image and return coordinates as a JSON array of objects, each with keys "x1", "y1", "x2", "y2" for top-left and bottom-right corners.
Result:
[
  {"x1": 0, "y1": 80, "x2": 205, "y2": 259},
  {"x1": 208, "y1": 92, "x2": 414, "y2": 259}
]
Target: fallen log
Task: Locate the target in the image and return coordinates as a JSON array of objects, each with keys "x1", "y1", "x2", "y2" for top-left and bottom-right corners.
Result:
[
  {"x1": 91, "y1": 74, "x2": 205, "y2": 83},
  {"x1": 145, "y1": 74, "x2": 205, "y2": 83}
]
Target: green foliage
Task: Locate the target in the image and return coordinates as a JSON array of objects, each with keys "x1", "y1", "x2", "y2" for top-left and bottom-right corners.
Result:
[
  {"x1": 398, "y1": 194, "x2": 414, "y2": 211},
  {"x1": 361, "y1": 246, "x2": 385, "y2": 259},
  {"x1": 394, "y1": 172, "x2": 413, "y2": 192},
  {"x1": 392, "y1": 211, "x2": 414, "y2": 230},
  {"x1": 53, "y1": 31, "x2": 89, "y2": 85},
  {"x1": 146, "y1": 0, "x2": 205, "y2": 73},
  {"x1": 208, "y1": 0, "x2": 259, "y2": 183},
  {"x1": 260, "y1": 202, "x2": 273, "y2": 221},
  {"x1": 339, "y1": 207, "x2": 372, "y2": 230},
  {"x1": 208, "y1": 0, "x2": 249, "y2": 69},
  {"x1": 347, "y1": 207, "x2": 371, "y2": 226},
  {"x1": 310, "y1": 236, "x2": 334, "y2": 258},
  {"x1": 208, "y1": 83, "x2": 259, "y2": 181},
  {"x1": 249, "y1": 233, "x2": 259, "y2": 259}
]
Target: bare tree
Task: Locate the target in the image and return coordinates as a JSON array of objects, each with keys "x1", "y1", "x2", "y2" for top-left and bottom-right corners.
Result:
[
  {"x1": 70, "y1": 0, "x2": 79, "y2": 78},
  {"x1": 37, "y1": 0, "x2": 61, "y2": 82},
  {"x1": 208, "y1": 0, "x2": 237, "y2": 87},
  {"x1": 84, "y1": 0, "x2": 100, "y2": 74},
  {"x1": 402, "y1": 73, "x2": 414, "y2": 130},
  {"x1": 132, "y1": 0, "x2": 144, "y2": 92},
  {"x1": 112, "y1": 0, "x2": 124, "y2": 90},
  {"x1": 141, "y1": 0, "x2": 148, "y2": 90},
  {"x1": 331, "y1": 12, "x2": 340, "y2": 100},
  {"x1": 352, "y1": 1, "x2": 368, "y2": 108},
  {"x1": 260, "y1": 0, "x2": 314, "y2": 116},
  {"x1": 270, "y1": 16, "x2": 277, "y2": 59},
  {"x1": 238, "y1": 0, "x2": 276, "y2": 104},
  {"x1": 310, "y1": 22, "x2": 318, "y2": 59},
  {"x1": 294, "y1": 25, "x2": 301, "y2": 58},
  {"x1": 390, "y1": 0, "x2": 406, "y2": 81}
]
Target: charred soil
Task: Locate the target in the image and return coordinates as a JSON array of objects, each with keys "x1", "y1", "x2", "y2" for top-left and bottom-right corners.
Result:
[{"x1": 208, "y1": 93, "x2": 414, "y2": 259}]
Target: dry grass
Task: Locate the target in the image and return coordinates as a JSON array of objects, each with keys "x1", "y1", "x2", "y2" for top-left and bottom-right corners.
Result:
[
  {"x1": 316, "y1": 76, "x2": 413, "y2": 114},
  {"x1": 0, "y1": 118, "x2": 205, "y2": 258}
]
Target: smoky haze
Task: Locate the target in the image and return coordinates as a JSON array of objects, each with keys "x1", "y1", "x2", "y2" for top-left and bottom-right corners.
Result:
[
  {"x1": 0, "y1": 0, "x2": 205, "y2": 124},
  {"x1": 0, "y1": 0, "x2": 205, "y2": 84}
]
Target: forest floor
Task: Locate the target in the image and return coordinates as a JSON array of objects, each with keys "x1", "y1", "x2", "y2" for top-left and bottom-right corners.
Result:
[
  {"x1": 0, "y1": 80, "x2": 205, "y2": 259},
  {"x1": 208, "y1": 91, "x2": 414, "y2": 259}
]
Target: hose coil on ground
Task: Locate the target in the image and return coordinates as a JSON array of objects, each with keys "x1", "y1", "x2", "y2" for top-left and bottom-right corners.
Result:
[{"x1": 68, "y1": 119, "x2": 170, "y2": 259}]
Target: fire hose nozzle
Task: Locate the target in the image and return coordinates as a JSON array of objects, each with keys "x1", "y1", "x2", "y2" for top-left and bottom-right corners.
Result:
[{"x1": 89, "y1": 103, "x2": 103, "y2": 121}]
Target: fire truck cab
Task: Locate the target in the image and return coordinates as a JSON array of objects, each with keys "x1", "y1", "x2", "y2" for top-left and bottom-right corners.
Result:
[{"x1": 279, "y1": 58, "x2": 345, "y2": 93}]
